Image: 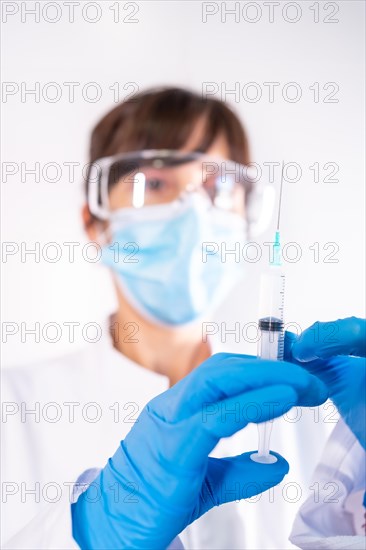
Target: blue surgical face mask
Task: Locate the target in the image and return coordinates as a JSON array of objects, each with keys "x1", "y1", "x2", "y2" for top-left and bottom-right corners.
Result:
[{"x1": 101, "y1": 193, "x2": 246, "y2": 326}]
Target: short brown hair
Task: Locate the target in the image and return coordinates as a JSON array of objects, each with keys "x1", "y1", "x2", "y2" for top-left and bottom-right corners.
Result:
[{"x1": 89, "y1": 86, "x2": 249, "y2": 157}]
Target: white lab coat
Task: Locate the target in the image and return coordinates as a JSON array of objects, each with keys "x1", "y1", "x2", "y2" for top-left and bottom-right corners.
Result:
[
  {"x1": 2, "y1": 326, "x2": 344, "y2": 550},
  {"x1": 290, "y1": 419, "x2": 366, "y2": 550}
]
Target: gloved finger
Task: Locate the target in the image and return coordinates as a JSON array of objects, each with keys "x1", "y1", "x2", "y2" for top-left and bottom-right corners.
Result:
[
  {"x1": 194, "y1": 452, "x2": 289, "y2": 518},
  {"x1": 192, "y1": 382, "x2": 328, "y2": 445},
  {"x1": 195, "y1": 384, "x2": 297, "y2": 441},
  {"x1": 284, "y1": 331, "x2": 298, "y2": 361},
  {"x1": 284, "y1": 331, "x2": 329, "y2": 374},
  {"x1": 152, "y1": 355, "x2": 328, "y2": 421},
  {"x1": 292, "y1": 317, "x2": 366, "y2": 362}
]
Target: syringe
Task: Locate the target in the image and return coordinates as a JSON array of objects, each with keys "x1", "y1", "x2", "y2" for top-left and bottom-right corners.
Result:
[{"x1": 250, "y1": 163, "x2": 286, "y2": 465}]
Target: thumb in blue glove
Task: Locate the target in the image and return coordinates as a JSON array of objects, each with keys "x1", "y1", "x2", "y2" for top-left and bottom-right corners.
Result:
[
  {"x1": 72, "y1": 352, "x2": 327, "y2": 549},
  {"x1": 286, "y1": 317, "x2": 366, "y2": 449}
]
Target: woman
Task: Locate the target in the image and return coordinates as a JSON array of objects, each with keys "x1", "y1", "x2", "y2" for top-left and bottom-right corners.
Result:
[
  {"x1": 2, "y1": 88, "x2": 338, "y2": 549},
  {"x1": 2, "y1": 87, "x2": 331, "y2": 549}
]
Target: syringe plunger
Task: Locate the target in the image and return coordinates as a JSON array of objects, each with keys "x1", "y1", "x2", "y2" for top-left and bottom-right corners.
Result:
[{"x1": 258, "y1": 316, "x2": 285, "y2": 361}]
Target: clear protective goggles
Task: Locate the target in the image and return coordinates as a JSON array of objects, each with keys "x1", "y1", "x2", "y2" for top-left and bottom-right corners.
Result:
[{"x1": 87, "y1": 150, "x2": 275, "y2": 235}]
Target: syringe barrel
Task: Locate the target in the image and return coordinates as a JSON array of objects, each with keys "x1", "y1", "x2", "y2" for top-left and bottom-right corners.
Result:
[
  {"x1": 258, "y1": 267, "x2": 285, "y2": 322},
  {"x1": 257, "y1": 267, "x2": 285, "y2": 360}
]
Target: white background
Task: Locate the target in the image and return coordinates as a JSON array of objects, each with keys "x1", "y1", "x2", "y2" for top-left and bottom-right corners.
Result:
[{"x1": 1, "y1": 3, "x2": 365, "y2": 549}]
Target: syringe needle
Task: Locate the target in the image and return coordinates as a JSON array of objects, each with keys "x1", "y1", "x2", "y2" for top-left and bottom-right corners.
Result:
[{"x1": 276, "y1": 161, "x2": 285, "y2": 231}]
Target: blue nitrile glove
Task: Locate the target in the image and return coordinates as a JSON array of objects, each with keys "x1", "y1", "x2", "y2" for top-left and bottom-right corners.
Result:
[
  {"x1": 286, "y1": 317, "x2": 366, "y2": 449},
  {"x1": 72, "y1": 352, "x2": 327, "y2": 549}
]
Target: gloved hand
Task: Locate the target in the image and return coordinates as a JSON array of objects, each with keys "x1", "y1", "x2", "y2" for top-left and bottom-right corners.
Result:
[
  {"x1": 72, "y1": 352, "x2": 327, "y2": 549},
  {"x1": 286, "y1": 317, "x2": 366, "y2": 449}
]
